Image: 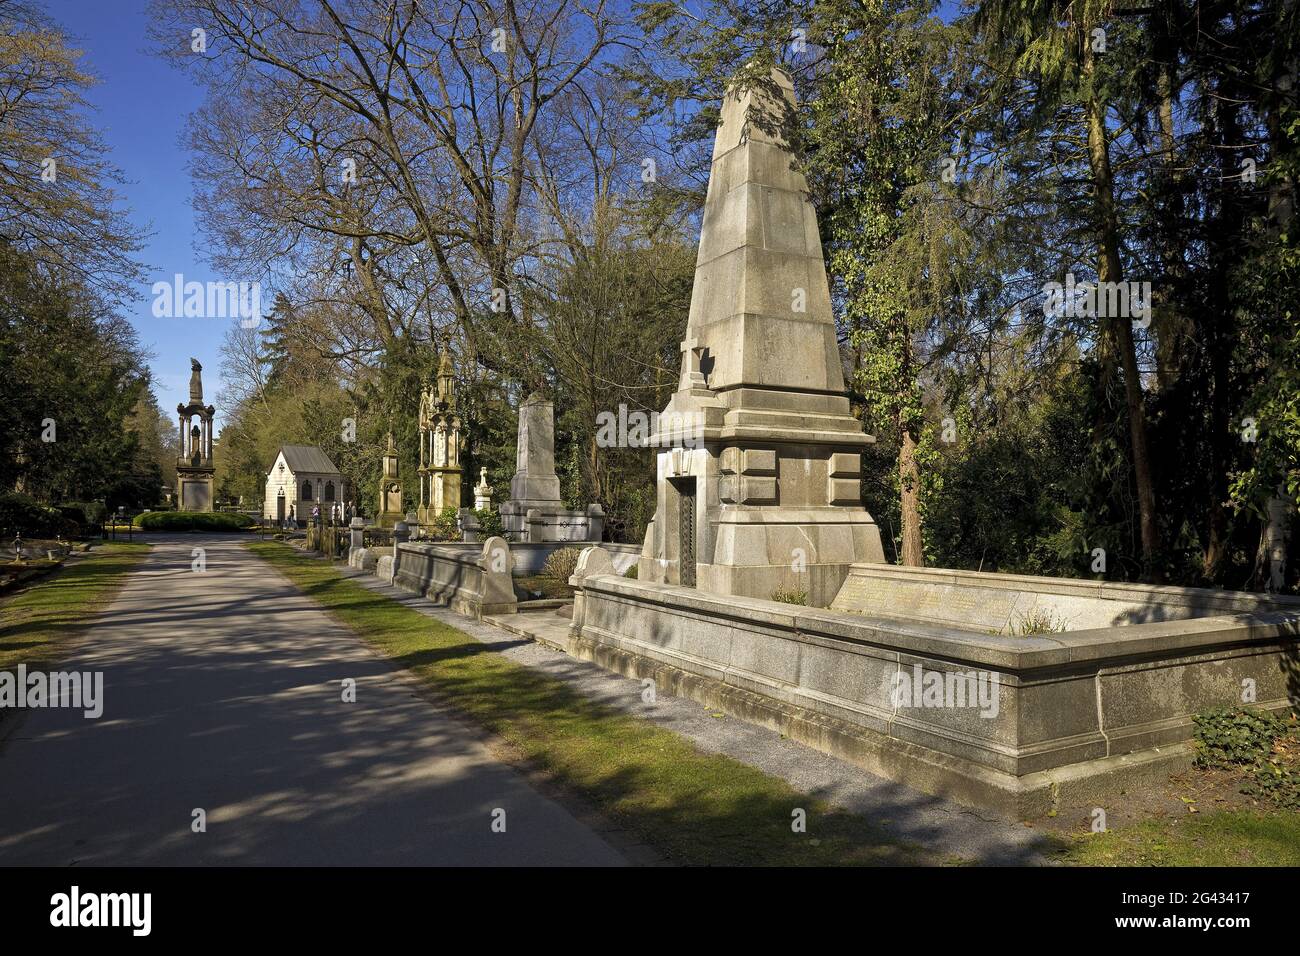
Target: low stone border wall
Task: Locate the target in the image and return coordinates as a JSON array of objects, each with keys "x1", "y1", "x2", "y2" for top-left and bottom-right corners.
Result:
[
  {"x1": 389, "y1": 538, "x2": 638, "y2": 577},
  {"x1": 831, "y1": 563, "x2": 1299, "y2": 633},
  {"x1": 567, "y1": 549, "x2": 1300, "y2": 816},
  {"x1": 392, "y1": 537, "x2": 517, "y2": 618}
]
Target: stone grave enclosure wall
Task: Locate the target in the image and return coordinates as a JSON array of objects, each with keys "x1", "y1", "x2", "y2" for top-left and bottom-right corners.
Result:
[
  {"x1": 830, "y1": 564, "x2": 1298, "y2": 634},
  {"x1": 567, "y1": 553, "x2": 1300, "y2": 816}
]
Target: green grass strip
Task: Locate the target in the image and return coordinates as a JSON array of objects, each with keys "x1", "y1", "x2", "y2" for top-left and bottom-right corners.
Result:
[
  {"x1": 0, "y1": 543, "x2": 150, "y2": 674},
  {"x1": 248, "y1": 541, "x2": 930, "y2": 866},
  {"x1": 1057, "y1": 809, "x2": 1300, "y2": 866}
]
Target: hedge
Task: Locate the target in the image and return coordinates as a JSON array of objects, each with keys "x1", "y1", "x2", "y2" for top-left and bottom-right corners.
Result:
[
  {"x1": 0, "y1": 491, "x2": 82, "y2": 540},
  {"x1": 133, "y1": 511, "x2": 253, "y2": 532}
]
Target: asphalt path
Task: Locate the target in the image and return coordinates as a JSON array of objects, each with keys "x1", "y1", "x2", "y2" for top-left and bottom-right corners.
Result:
[{"x1": 0, "y1": 535, "x2": 624, "y2": 866}]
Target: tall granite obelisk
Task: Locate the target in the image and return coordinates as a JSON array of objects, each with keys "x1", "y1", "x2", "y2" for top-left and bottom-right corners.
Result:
[{"x1": 638, "y1": 67, "x2": 885, "y2": 602}]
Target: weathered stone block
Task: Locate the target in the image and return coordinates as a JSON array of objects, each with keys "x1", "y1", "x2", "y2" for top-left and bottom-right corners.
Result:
[
  {"x1": 827, "y1": 477, "x2": 861, "y2": 505},
  {"x1": 829, "y1": 452, "x2": 860, "y2": 477},
  {"x1": 741, "y1": 448, "x2": 777, "y2": 474},
  {"x1": 740, "y1": 476, "x2": 778, "y2": 503}
]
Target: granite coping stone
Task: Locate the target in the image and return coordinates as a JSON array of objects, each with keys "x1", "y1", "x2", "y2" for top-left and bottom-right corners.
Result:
[{"x1": 577, "y1": 573, "x2": 1300, "y2": 675}]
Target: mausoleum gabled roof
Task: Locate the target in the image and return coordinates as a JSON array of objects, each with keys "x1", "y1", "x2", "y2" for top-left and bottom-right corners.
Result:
[{"x1": 270, "y1": 444, "x2": 341, "y2": 476}]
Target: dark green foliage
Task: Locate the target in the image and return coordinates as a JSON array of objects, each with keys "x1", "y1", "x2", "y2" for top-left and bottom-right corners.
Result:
[
  {"x1": 0, "y1": 492, "x2": 81, "y2": 540},
  {"x1": 474, "y1": 508, "x2": 504, "y2": 538},
  {"x1": 1194, "y1": 707, "x2": 1290, "y2": 768},
  {"x1": 0, "y1": 242, "x2": 157, "y2": 511},
  {"x1": 64, "y1": 500, "x2": 106, "y2": 533},
  {"x1": 424, "y1": 507, "x2": 460, "y2": 542},
  {"x1": 133, "y1": 511, "x2": 253, "y2": 532},
  {"x1": 1193, "y1": 707, "x2": 1300, "y2": 810}
]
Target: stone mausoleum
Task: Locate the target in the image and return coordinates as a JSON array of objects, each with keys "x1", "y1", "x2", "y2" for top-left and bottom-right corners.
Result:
[
  {"x1": 175, "y1": 358, "x2": 216, "y2": 512},
  {"x1": 263, "y1": 445, "x2": 345, "y2": 524}
]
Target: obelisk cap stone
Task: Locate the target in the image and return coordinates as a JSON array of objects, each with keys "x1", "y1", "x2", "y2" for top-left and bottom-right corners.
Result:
[{"x1": 710, "y1": 65, "x2": 795, "y2": 161}]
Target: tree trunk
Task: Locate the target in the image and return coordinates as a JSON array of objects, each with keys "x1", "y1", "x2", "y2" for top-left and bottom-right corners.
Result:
[
  {"x1": 1082, "y1": 37, "x2": 1162, "y2": 581},
  {"x1": 1253, "y1": 489, "x2": 1293, "y2": 591},
  {"x1": 1203, "y1": 74, "x2": 1253, "y2": 581},
  {"x1": 898, "y1": 419, "x2": 923, "y2": 566},
  {"x1": 1254, "y1": 2, "x2": 1299, "y2": 590},
  {"x1": 1152, "y1": 12, "x2": 1186, "y2": 393}
]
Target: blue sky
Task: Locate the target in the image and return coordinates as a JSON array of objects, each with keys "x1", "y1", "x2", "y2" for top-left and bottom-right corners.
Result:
[{"x1": 47, "y1": 0, "x2": 230, "y2": 430}]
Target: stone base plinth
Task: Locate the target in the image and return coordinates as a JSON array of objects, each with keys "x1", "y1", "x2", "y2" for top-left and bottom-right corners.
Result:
[
  {"x1": 641, "y1": 508, "x2": 885, "y2": 605},
  {"x1": 177, "y1": 473, "x2": 214, "y2": 512}
]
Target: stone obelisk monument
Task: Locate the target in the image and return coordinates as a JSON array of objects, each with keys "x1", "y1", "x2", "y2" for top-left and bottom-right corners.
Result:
[
  {"x1": 638, "y1": 67, "x2": 885, "y2": 602},
  {"x1": 500, "y1": 393, "x2": 604, "y2": 542}
]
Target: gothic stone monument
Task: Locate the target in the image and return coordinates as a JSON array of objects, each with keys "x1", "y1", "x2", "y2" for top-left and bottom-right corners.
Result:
[
  {"x1": 638, "y1": 67, "x2": 885, "y2": 601},
  {"x1": 377, "y1": 432, "x2": 405, "y2": 529},
  {"x1": 417, "y1": 351, "x2": 463, "y2": 529},
  {"x1": 175, "y1": 358, "x2": 216, "y2": 512},
  {"x1": 500, "y1": 392, "x2": 603, "y2": 542}
]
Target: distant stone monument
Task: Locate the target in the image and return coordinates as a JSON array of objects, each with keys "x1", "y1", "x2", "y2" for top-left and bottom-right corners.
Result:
[
  {"x1": 417, "y1": 351, "x2": 463, "y2": 529},
  {"x1": 175, "y1": 358, "x2": 216, "y2": 512},
  {"x1": 473, "y1": 467, "x2": 493, "y2": 511},
  {"x1": 377, "y1": 432, "x2": 405, "y2": 529},
  {"x1": 500, "y1": 392, "x2": 603, "y2": 542},
  {"x1": 638, "y1": 67, "x2": 885, "y2": 599}
]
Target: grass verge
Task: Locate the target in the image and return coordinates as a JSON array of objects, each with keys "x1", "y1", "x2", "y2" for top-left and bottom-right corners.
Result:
[
  {"x1": 0, "y1": 543, "x2": 150, "y2": 674},
  {"x1": 1056, "y1": 810, "x2": 1300, "y2": 866},
  {"x1": 248, "y1": 540, "x2": 930, "y2": 866}
]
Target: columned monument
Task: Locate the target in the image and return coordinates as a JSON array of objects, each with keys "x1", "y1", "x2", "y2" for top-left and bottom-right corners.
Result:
[
  {"x1": 175, "y1": 358, "x2": 216, "y2": 512},
  {"x1": 638, "y1": 67, "x2": 886, "y2": 599},
  {"x1": 417, "y1": 351, "x2": 463, "y2": 528}
]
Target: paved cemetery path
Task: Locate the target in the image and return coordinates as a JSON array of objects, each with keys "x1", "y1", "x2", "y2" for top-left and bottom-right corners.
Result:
[{"x1": 0, "y1": 535, "x2": 625, "y2": 866}]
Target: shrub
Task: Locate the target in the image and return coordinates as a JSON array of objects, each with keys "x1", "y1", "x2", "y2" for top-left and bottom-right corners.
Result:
[
  {"x1": 64, "y1": 500, "x2": 105, "y2": 535},
  {"x1": 771, "y1": 587, "x2": 808, "y2": 605},
  {"x1": 1194, "y1": 707, "x2": 1300, "y2": 809},
  {"x1": 541, "y1": 546, "x2": 584, "y2": 583},
  {"x1": 133, "y1": 511, "x2": 253, "y2": 532},
  {"x1": 55, "y1": 504, "x2": 86, "y2": 528},
  {"x1": 0, "y1": 491, "x2": 80, "y2": 541},
  {"x1": 475, "y1": 508, "x2": 504, "y2": 538},
  {"x1": 67, "y1": 500, "x2": 107, "y2": 526},
  {"x1": 623, "y1": 561, "x2": 639, "y2": 579},
  {"x1": 1194, "y1": 707, "x2": 1289, "y2": 768},
  {"x1": 426, "y1": 507, "x2": 460, "y2": 541}
]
